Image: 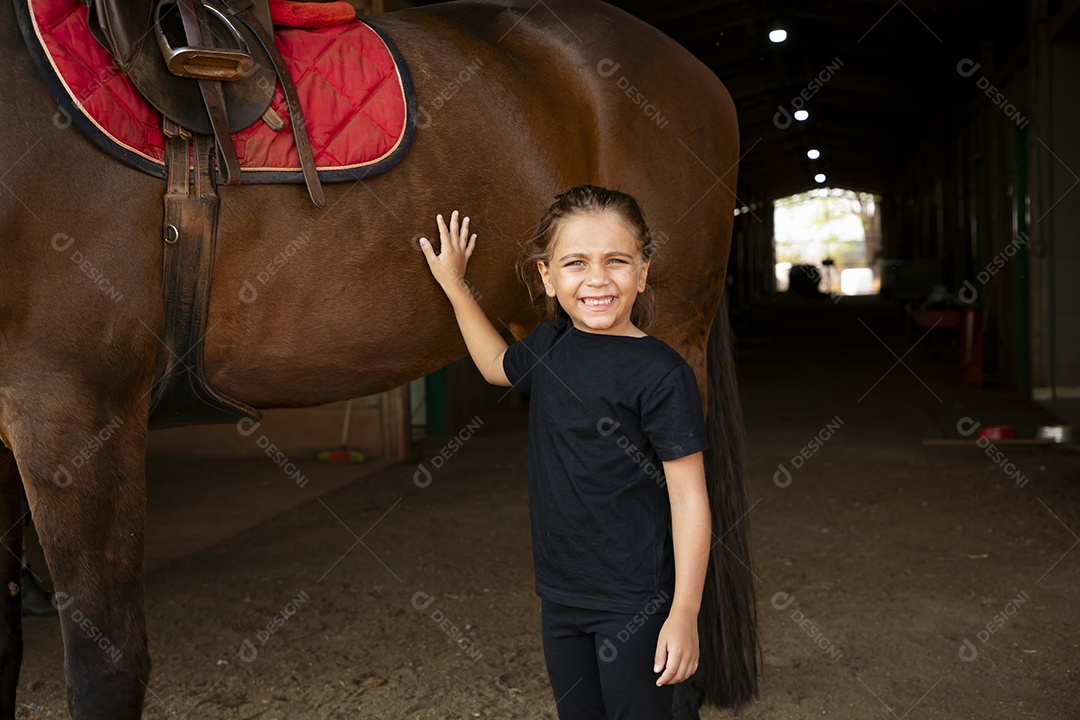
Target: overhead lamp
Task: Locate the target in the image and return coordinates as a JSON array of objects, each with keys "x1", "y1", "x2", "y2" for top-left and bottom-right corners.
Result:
[
  {"x1": 794, "y1": 110, "x2": 809, "y2": 122},
  {"x1": 769, "y1": 29, "x2": 788, "y2": 43},
  {"x1": 814, "y1": 173, "x2": 826, "y2": 183},
  {"x1": 807, "y1": 148, "x2": 820, "y2": 159}
]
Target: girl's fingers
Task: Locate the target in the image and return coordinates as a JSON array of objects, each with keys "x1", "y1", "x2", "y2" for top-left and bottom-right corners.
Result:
[
  {"x1": 431, "y1": 211, "x2": 476, "y2": 257},
  {"x1": 457, "y1": 213, "x2": 470, "y2": 255},
  {"x1": 653, "y1": 644, "x2": 666, "y2": 676},
  {"x1": 419, "y1": 237, "x2": 439, "y2": 268},
  {"x1": 655, "y1": 646, "x2": 695, "y2": 685}
]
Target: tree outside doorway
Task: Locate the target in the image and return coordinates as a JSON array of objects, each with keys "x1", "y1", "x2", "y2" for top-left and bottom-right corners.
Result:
[{"x1": 773, "y1": 188, "x2": 882, "y2": 298}]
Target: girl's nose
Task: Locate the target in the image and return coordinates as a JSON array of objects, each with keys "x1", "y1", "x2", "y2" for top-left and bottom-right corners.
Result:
[{"x1": 586, "y1": 265, "x2": 609, "y2": 286}]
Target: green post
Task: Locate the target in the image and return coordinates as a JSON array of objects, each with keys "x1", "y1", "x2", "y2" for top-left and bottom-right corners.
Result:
[
  {"x1": 1015, "y1": 127, "x2": 1030, "y2": 390},
  {"x1": 425, "y1": 368, "x2": 447, "y2": 435}
]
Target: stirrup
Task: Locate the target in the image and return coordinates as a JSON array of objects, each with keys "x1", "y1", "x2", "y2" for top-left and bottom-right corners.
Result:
[{"x1": 155, "y1": 0, "x2": 256, "y2": 80}]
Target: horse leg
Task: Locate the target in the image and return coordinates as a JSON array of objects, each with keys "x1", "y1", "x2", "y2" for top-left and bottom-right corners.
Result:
[
  {"x1": 0, "y1": 445, "x2": 24, "y2": 720},
  {"x1": 9, "y1": 398, "x2": 150, "y2": 720}
]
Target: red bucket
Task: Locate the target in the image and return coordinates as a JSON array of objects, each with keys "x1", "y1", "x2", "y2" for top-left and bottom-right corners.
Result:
[{"x1": 978, "y1": 425, "x2": 1015, "y2": 441}]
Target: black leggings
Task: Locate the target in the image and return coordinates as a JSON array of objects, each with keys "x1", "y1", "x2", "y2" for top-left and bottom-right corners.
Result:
[{"x1": 541, "y1": 598, "x2": 674, "y2": 720}]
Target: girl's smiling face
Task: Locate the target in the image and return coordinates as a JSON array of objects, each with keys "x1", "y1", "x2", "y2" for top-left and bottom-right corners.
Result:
[{"x1": 537, "y1": 212, "x2": 650, "y2": 336}]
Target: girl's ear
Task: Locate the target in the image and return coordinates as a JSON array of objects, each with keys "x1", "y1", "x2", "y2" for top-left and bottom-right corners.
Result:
[
  {"x1": 538, "y1": 260, "x2": 556, "y2": 297},
  {"x1": 638, "y1": 257, "x2": 651, "y2": 293}
]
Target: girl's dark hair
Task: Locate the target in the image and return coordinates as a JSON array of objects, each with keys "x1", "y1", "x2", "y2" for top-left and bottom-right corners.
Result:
[{"x1": 520, "y1": 185, "x2": 659, "y2": 330}]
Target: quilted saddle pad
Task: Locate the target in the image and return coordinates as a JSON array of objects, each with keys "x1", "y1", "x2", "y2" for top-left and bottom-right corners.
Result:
[{"x1": 17, "y1": 0, "x2": 415, "y2": 183}]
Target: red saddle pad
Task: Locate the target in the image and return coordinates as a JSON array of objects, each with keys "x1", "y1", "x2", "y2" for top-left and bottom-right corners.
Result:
[{"x1": 22, "y1": 0, "x2": 413, "y2": 183}]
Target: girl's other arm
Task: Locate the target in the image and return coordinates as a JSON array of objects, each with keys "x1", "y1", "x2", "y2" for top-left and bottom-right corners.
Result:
[
  {"x1": 654, "y1": 451, "x2": 711, "y2": 686},
  {"x1": 419, "y1": 211, "x2": 511, "y2": 387}
]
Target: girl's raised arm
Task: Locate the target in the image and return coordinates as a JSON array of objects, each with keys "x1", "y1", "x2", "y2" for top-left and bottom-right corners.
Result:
[{"x1": 419, "y1": 211, "x2": 511, "y2": 387}]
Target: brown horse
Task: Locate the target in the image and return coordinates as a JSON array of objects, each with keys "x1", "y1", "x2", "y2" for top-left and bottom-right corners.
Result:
[{"x1": 0, "y1": 1, "x2": 756, "y2": 717}]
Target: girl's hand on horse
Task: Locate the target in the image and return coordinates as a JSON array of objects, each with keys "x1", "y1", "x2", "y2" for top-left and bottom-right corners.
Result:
[
  {"x1": 419, "y1": 210, "x2": 476, "y2": 299},
  {"x1": 653, "y1": 610, "x2": 699, "y2": 686}
]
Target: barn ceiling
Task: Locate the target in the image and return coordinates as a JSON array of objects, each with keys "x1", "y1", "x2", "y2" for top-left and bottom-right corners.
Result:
[{"x1": 410, "y1": 0, "x2": 1032, "y2": 201}]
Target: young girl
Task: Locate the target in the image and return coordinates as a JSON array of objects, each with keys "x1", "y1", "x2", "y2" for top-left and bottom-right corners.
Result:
[{"x1": 419, "y1": 186, "x2": 711, "y2": 720}]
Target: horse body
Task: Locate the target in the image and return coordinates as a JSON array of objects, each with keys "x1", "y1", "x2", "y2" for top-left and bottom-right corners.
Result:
[
  {"x1": 0, "y1": 2, "x2": 745, "y2": 718},
  {"x1": 203, "y1": 3, "x2": 736, "y2": 407}
]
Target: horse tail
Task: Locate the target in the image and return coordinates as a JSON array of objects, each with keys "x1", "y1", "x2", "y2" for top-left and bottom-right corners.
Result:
[{"x1": 698, "y1": 295, "x2": 759, "y2": 709}]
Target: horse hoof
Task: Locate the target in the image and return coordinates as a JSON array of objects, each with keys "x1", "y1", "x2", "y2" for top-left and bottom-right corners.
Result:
[{"x1": 20, "y1": 567, "x2": 58, "y2": 617}]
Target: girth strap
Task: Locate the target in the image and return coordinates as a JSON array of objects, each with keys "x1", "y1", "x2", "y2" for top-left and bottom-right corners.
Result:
[{"x1": 148, "y1": 120, "x2": 261, "y2": 429}]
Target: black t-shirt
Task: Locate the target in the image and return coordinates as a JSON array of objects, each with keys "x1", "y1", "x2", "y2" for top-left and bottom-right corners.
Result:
[{"x1": 503, "y1": 317, "x2": 707, "y2": 613}]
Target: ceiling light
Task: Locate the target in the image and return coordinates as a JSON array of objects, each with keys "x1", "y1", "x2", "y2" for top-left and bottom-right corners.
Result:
[
  {"x1": 807, "y1": 148, "x2": 820, "y2": 159},
  {"x1": 769, "y1": 29, "x2": 788, "y2": 43},
  {"x1": 794, "y1": 110, "x2": 809, "y2": 121},
  {"x1": 814, "y1": 173, "x2": 826, "y2": 183}
]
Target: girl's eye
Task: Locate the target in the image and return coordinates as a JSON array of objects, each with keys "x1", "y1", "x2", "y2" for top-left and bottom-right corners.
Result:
[
  {"x1": 565, "y1": 260, "x2": 585, "y2": 267},
  {"x1": 608, "y1": 258, "x2": 627, "y2": 265}
]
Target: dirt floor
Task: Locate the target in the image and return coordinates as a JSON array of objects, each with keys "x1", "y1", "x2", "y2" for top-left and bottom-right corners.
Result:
[{"x1": 14, "y1": 301, "x2": 1080, "y2": 719}]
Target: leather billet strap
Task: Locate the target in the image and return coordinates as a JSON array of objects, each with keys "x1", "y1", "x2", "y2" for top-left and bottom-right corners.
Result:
[
  {"x1": 174, "y1": 0, "x2": 243, "y2": 185},
  {"x1": 223, "y1": 0, "x2": 326, "y2": 207},
  {"x1": 149, "y1": 119, "x2": 261, "y2": 429}
]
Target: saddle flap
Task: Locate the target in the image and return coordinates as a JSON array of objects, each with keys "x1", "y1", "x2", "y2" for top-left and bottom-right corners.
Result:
[
  {"x1": 90, "y1": 0, "x2": 153, "y2": 68},
  {"x1": 91, "y1": 0, "x2": 275, "y2": 135}
]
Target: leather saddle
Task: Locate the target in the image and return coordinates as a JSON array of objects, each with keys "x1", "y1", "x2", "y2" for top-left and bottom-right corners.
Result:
[
  {"x1": 86, "y1": 0, "x2": 324, "y2": 204},
  {"x1": 86, "y1": 0, "x2": 277, "y2": 138}
]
